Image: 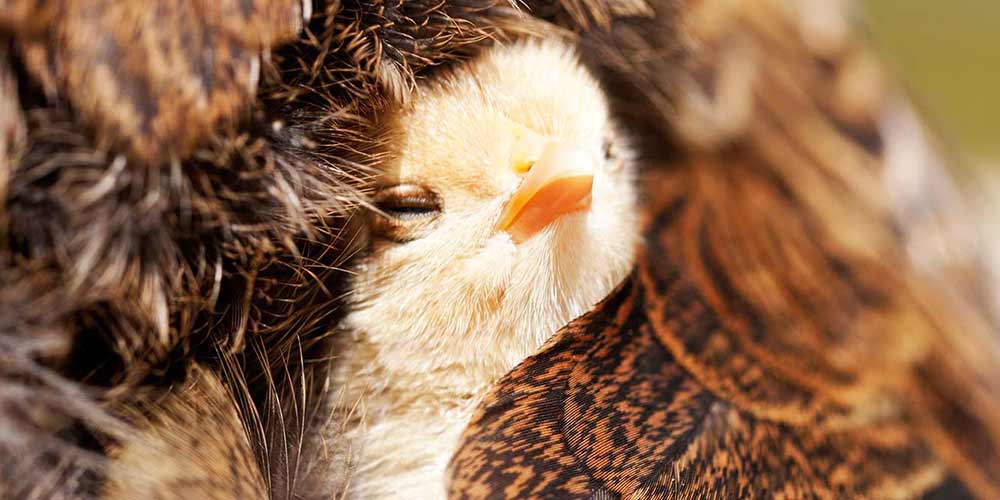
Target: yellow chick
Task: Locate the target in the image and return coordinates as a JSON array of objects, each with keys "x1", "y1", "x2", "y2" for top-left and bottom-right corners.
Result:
[{"x1": 324, "y1": 40, "x2": 639, "y2": 498}]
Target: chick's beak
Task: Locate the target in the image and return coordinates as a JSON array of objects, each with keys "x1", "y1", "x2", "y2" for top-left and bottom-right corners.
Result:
[{"x1": 497, "y1": 142, "x2": 595, "y2": 243}]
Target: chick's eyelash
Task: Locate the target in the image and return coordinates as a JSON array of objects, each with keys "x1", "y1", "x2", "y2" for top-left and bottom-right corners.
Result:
[
  {"x1": 387, "y1": 196, "x2": 435, "y2": 210},
  {"x1": 376, "y1": 194, "x2": 438, "y2": 211}
]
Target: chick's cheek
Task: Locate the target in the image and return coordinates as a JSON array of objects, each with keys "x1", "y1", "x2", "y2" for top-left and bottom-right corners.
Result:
[
  {"x1": 590, "y1": 170, "x2": 618, "y2": 207},
  {"x1": 461, "y1": 237, "x2": 517, "y2": 282}
]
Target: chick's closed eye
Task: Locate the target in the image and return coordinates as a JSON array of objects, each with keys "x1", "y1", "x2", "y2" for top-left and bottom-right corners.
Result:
[{"x1": 371, "y1": 184, "x2": 441, "y2": 241}]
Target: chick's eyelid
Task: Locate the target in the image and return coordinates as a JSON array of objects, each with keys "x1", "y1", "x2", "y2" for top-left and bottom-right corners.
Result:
[
  {"x1": 374, "y1": 182, "x2": 437, "y2": 202},
  {"x1": 370, "y1": 184, "x2": 443, "y2": 242},
  {"x1": 373, "y1": 183, "x2": 433, "y2": 199},
  {"x1": 369, "y1": 187, "x2": 441, "y2": 242}
]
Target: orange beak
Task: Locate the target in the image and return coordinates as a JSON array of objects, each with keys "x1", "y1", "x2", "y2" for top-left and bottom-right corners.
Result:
[{"x1": 497, "y1": 142, "x2": 595, "y2": 243}]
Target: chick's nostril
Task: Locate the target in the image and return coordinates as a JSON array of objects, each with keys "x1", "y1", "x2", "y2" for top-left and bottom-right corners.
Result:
[{"x1": 514, "y1": 161, "x2": 534, "y2": 174}]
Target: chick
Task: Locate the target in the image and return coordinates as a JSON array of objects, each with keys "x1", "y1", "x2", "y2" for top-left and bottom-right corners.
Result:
[{"x1": 324, "y1": 40, "x2": 640, "y2": 498}]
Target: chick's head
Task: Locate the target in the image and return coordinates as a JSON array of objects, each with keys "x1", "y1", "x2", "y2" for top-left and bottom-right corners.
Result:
[{"x1": 346, "y1": 40, "x2": 639, "y2": 382}]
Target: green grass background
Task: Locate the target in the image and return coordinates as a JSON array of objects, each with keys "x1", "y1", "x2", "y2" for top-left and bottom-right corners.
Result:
[{"x1": 864, "y1": 1, "x2": 1000, "y2": 162}]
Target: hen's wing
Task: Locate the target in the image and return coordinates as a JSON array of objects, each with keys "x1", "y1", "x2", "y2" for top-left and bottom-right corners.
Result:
[
  {"x1": 448, "y1": 273, "x2": 945, "y2": 499},
  {"x1": 449, "y1": 1, "x2": 1000, "y2": 498}
]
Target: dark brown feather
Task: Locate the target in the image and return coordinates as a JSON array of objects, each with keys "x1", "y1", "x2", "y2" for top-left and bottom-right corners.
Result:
[{"x1": 448, "y1": 272, "x2": 944, "y2": 499}]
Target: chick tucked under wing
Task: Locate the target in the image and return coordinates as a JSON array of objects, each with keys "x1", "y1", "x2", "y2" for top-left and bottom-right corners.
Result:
[{"x1": 325, "y1": 38, "x2": 639, "y2": 499}]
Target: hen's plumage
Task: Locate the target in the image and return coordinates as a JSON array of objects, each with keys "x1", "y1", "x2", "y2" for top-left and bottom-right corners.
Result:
[{"x1": 1, "y1": 0, "x2": 998, "y2": 499}]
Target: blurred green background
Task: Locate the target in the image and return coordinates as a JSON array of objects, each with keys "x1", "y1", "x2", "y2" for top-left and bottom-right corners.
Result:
[{"x1": 864, "y1": 1, "x2": 1000, "y2": 163}]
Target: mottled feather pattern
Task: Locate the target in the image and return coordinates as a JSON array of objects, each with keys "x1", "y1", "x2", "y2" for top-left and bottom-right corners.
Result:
[{"x1": 447, "y1": 203, "x2": 943, "y2": 500}]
